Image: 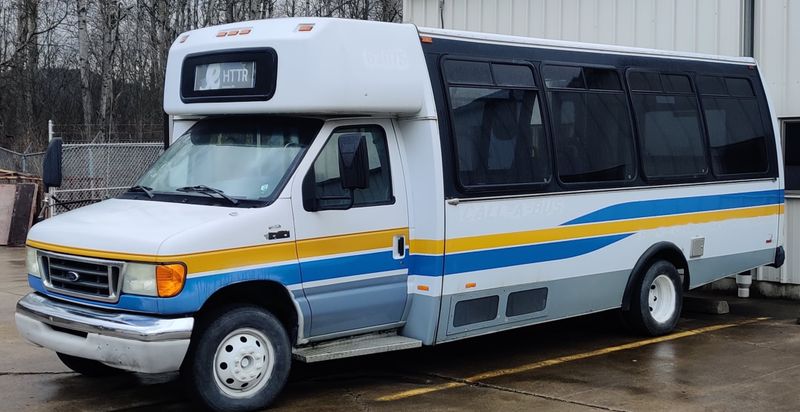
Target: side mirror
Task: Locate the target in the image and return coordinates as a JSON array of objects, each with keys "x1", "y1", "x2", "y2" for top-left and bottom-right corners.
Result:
[
  {"x1": 42, "y1": 138, "x2": 63, "y2": 189},
  {"x1": 338, "y1": 134, "x2": 369, "y2": 190}
]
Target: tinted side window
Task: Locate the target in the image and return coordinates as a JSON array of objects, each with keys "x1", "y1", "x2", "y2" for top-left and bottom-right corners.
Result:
[
  {"x1": 492, "y1": 63, "x2": 536, "y2": 87},
  {"x1": 544, "y1": 66, "x2": 635, "y2": 184},
  {"x1": 785, "y1": 121, "x2": 800, "y2": 191},
  {"x1": 310, "y1": 126, "x2": 392, "y2": 208},
  {"x1": 542, "y1": 65, "x2": 585, "y2": 89},
  {"x1": 449, "y1": 87, "x2": 550, "y2": 186},
  {"x1": 629, "y1": 71, "x2": 707, "y2": 179},
  {"x1": 702, "y1": 95, "x2": 768, "y2": 175},
  {"x1": 697, "y1": 75, "x2": 727, "y2": 95},
  {"x1": 629, "y1": 71, "x2": 662, "y2": 92},
  {"x1": 443, "y1": 60, "x2": 492, "y2": 85}
]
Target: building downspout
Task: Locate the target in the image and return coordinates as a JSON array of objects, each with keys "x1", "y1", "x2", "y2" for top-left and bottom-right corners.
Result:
[
  {"x1": 439, "y1": 0, "x2": 445, "y2": 29},
  {"x1": 742, "y1": 0, "x2": 755, "y2": 57}
]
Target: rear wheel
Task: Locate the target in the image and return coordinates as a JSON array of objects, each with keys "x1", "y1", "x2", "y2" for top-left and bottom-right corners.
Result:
[
  {"x1": 56, "y1": 353, "x2": 126, "y2": 377},
  {"x1": 183, "y1": 305, "x2": 291, "y2": 412},
  {"x1": 624, "y1": 260, "x2": 683, "y2": 336}
]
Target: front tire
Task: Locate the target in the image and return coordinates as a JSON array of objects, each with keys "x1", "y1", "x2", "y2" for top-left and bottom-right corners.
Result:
[
  {"x1": 56, "y1": 353, "x2": 126, "y2": 377},
  {"x1": 183, "y1": 305, "x2": 291, "y2": 412},
  {"x1": 624, "y1": 260, "x2": 683, "y2": 336}
]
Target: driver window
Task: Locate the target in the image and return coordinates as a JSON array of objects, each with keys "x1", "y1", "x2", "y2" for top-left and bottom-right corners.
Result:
[{"x1": 309, "y1": 125, "x2": 393, "y2": 209}]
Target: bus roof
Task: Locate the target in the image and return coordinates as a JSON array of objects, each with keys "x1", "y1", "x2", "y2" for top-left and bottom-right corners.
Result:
[
  {"x1": 417, "y1": 26, "x2": 756, "y2": 65},
  {"x1": 164, "y1": 18, "x2": 756, "y2": 117}
]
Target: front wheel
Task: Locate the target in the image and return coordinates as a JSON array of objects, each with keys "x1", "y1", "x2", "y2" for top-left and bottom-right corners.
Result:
[
  {"x1": 183, "y1": 305, "x2": 291, "y2": 412},
  {"x1": 624, "y1": 260, "x2": 683, "y2": 336}
]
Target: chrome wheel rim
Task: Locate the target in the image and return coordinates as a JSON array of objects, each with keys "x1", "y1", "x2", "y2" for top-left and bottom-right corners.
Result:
[
  {"x1": 213, "y1": 328, "x2": 274, "y2": 398},
  {"x1": 648, "y1": 274, "x2": 677, "y2": 323}
]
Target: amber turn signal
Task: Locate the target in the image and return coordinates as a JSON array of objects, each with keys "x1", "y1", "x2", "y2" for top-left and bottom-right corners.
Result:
[{"x1": 156, "y1": 264, "x2": 186, "y2": 297}]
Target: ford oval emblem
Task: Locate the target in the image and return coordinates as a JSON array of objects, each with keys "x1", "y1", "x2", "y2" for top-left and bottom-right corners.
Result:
[{"x1": 65, "y1": 271, "x2": 80, "y2": 282}]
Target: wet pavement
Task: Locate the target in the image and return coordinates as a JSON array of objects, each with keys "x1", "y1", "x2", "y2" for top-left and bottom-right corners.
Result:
[{"x1": 3, "y1": 245, "x2": 800, "y2": 411}]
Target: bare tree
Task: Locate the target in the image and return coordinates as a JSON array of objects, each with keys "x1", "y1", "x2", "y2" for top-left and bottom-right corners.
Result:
[
  {"x1": 96, "y1": 0, "x2": 124, "y2": 141},
  {"x1": 0, "y1": 0, "x2": 403, "y2": 150},
  {"x1": 77, "y1": 0, "x2": 92, "y2": 138}
]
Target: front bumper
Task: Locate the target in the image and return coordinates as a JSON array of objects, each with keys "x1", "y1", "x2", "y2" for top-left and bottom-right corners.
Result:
[{"x1": 15, "y1": 292, "x2": 194, "y2": 374}]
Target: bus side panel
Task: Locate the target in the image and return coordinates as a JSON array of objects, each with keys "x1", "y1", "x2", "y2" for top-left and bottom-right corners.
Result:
[
  {"x1": 395, "y1": 104, "x2": 447, "y2": 344},
  {"x1": 436, "y1": 181, "x2": 781, "y2": 343}
]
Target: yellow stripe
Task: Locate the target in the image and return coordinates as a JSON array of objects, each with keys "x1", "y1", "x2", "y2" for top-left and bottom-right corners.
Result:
[
  {"x1": 377, "y1": 317, "x2": 770, "y2": 402},
  {"x1": 26, "y1": 239, "x2": 297, "y2": 275},
  {"x1": 296, "y1": 227, "x2": 408, "y2": 259},
  {"x1": 410, "y1": 239, "x2": 445, "y2": 255},
  {"x1": 447, "y1": 205, "x2": 783, "y2": 253},
  {"x1": 27, "y1": 227, "x2": 412, "y2": 275}
]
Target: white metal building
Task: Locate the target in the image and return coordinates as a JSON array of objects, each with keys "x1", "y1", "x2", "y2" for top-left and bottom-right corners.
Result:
[{"x1": 404, "y1": 0, "x2": 800, "y2": 295}]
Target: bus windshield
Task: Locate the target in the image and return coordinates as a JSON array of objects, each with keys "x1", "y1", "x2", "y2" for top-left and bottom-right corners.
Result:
[{"x1": 133, "y1": 116, "x2": 323, "y2": 207}]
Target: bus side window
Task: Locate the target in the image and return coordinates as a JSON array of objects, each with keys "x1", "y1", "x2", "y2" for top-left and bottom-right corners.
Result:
[
  {"x1": 698, "y1": 76, "x2": 769, "y2": 176},
  {"x1": 544, "y1": 65, "x2": 636, "y2": 184},
  {"x1": 629, "y1": 71, "x2": 708, "y2": 179},
  {"x1": 449, "y1": 87, "x2": 549, "y2": 187},
  {"x1": 445, "y1": 60, "x2": 550, "y2": 189},
  {"x1": 309, "y1": 125, "x2": 393, "y2": 209}
]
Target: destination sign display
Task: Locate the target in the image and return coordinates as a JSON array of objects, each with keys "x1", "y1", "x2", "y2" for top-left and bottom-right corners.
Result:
[{"x1": 193, "y1": 61, "x2": 256, "y2": 91}]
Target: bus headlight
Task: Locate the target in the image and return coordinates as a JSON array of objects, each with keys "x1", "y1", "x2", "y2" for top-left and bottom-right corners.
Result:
[
  {"x1": 26, "y1": 247, "x2": 41, "y2": 277},
  {"x1": 122, "y1": 263, "x2": 186, "y2": 298},
  {"x1": 122, "y1": 263, "x2": 158, "y2": 296}
]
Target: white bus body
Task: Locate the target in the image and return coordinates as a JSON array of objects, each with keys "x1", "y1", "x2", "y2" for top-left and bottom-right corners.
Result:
[{"x1": 16, "y1": 18, "x2": 784, "y2": 411}]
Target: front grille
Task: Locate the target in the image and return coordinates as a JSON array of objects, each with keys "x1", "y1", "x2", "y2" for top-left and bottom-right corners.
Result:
[{"x1": 41, "y1": 252, "x2": 123, "y2": 303}]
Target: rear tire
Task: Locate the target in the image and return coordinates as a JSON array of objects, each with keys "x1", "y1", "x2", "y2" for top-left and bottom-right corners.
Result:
[
  {"x1": 56, "y1": 353, "x2": 126, "y2": 377},
  {"x1": 624, "y1": 260, "x2": 683, "y2": 336},
  {"x1": 183, "y1": 305, "x2": 291, "y2": 412}
]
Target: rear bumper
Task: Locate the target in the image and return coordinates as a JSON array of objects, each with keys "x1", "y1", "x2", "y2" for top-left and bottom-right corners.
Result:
[{"x1": 15, "y1": 292, "x2": 194, "y2": 373}]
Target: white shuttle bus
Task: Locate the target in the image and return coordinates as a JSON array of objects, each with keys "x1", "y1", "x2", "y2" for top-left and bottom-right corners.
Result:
[{"x1": 15, "y1": 18, "x2": 785, "y2": 411}]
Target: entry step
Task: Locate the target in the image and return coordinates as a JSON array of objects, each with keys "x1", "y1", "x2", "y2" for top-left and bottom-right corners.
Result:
[{"x1": 293, "y1": 331, "x2": 422, "y2": 363}]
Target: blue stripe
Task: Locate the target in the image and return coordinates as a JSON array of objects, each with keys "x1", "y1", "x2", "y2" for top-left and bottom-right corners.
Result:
[
  {"x1": 29, "y1": 262, "x2": 302, "y2": 315},
  {"x1": 409, "y1": 254, "x2": 445, "y2": 277},
  {"x1": 299, "y1": 250, "x2": 407, "y2": 282},
  {"x1": 443, "y1": 234, "x2": 632, "y2": 275},
  {"x1": 565, "y1": 189, "x2": 784, "y2": 226},
  {"x1": 29, "y1": 274, "x2": 160, "y2": 312}
]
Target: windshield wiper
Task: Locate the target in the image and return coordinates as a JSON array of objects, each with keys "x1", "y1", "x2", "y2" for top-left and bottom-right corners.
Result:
[
  {"x1": 176, "y1": 185, "x2": 239, "y2": 205},
  {"x1": 127, "y1": 185, "x2": 154, "y2": 198}
]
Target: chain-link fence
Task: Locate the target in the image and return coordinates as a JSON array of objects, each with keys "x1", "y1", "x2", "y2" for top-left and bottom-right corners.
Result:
[
  {"x1": 53, "y1": 123, "x2": 165, "y2": 143},
  {"x1": 0, "y1": 147, "x2": 45, "y2": 175},
  {"x1": 51, "y1": 143, "x2": 164, "y2": 215}
]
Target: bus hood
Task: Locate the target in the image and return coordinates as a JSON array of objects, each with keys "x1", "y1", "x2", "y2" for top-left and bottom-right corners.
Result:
[{"x1": 26, "y1": 198, "x2": 292, "y2": 257}]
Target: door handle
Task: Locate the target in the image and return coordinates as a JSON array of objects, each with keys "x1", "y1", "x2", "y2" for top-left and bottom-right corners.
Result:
[{"x1": 393, "y1": 235, "x2": 406, "y2": 259}]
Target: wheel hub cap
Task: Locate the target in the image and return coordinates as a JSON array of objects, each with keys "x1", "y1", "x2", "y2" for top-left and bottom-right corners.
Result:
[
  {"x1": 213, "y1": 328, "x2": 275, "y2": 397},
  {"x1": 648, "y1": 274, "x2": 677, "y2": 323}
]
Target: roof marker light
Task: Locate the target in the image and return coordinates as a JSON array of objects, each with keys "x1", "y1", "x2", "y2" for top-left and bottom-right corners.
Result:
[
  {"x1": 417, "y1": 285, "x2": 430, "y2": 291},
  {"x1": 216, "y1": 28, "x2": 253, "y2": 38},
  {"x1": 465, "y1": 282, "x2": 476, "y2": 289},
  {"x1": 297, "y1": 23, "x2": 315, "y2": 32},
  {"x1": 420, "y1": 36, "x2": 433, "y2": 43}
]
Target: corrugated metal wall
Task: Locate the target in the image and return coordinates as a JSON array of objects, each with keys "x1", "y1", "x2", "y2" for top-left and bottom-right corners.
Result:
[
  {"x1": 754, "y1": 0, "x2": 800, "y2": 118},
  {"x1": 404, "y1": 0, "x2": 747, "y2": 56}
]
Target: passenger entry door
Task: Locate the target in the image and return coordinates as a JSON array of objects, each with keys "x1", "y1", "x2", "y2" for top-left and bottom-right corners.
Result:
[{"x1": 291, "y1": 120, "x2": 409, "y2": 338}]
